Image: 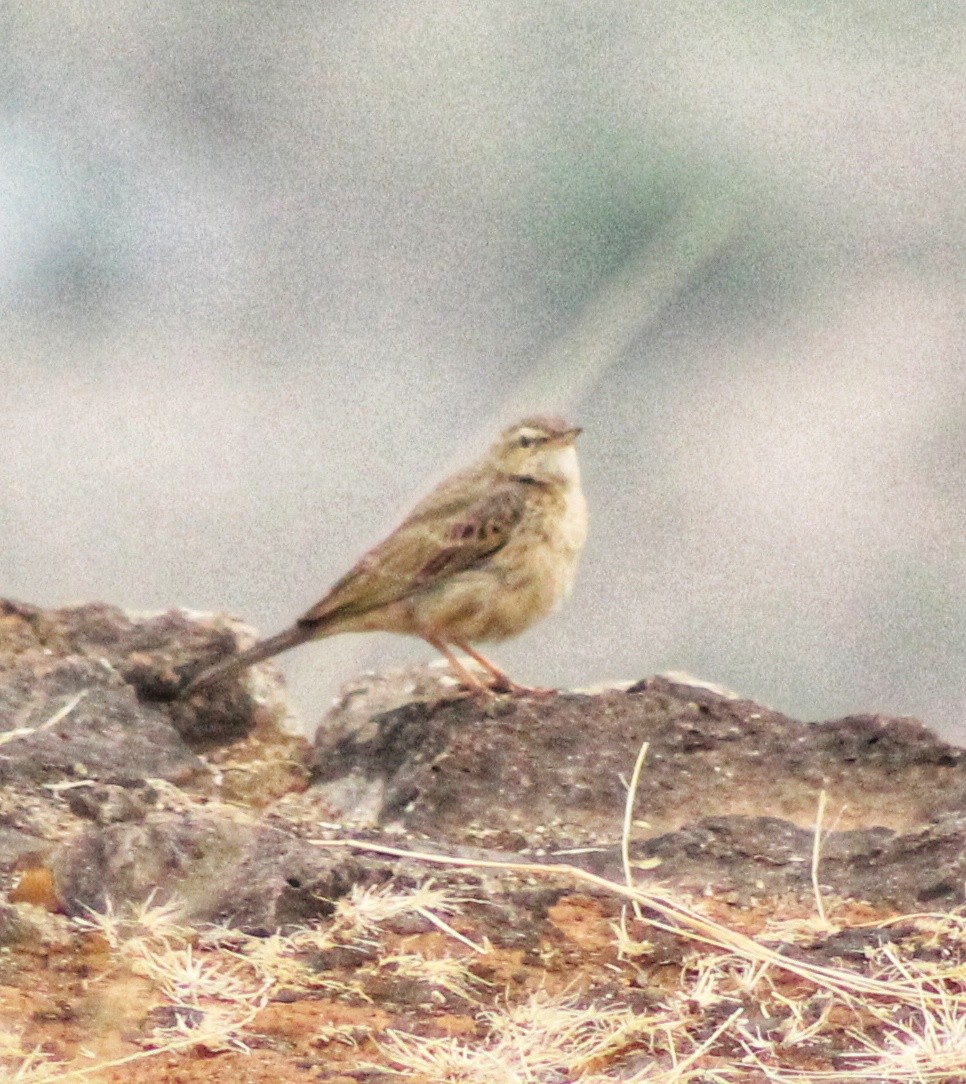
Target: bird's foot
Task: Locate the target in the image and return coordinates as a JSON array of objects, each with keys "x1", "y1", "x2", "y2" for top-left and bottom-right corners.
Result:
[{"x1": 484, "y1": 675, "x2": 557, "y2": 699}]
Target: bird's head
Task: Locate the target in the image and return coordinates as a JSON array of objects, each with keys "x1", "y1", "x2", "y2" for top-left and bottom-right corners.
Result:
[{"x1": 490, "y1": 415, "x2": 583, "y2": 485}]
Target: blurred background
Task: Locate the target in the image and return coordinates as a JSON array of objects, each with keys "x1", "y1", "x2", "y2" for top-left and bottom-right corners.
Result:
[{"x1": 2, "y1": 2, "x2": 964, "y2": 736}]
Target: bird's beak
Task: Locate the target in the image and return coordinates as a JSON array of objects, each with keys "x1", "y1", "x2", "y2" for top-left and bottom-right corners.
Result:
[{"x1": 558, "y1": 426, "x2": 582, "y2": 444}]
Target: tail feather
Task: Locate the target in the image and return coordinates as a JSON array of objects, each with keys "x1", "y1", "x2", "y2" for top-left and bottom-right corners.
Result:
[{"x1": 182, "y1": 623, "x2": 318, "y2": 694}]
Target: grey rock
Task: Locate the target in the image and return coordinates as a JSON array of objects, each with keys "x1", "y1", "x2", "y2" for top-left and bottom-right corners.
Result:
[
  {"x1": 0, "y1": 597, "x2": 265, "y2": 746},
  {"x1": 64, "y1": 781, "x2": 157, "y2": 824},
  {"x1": 633, "y1": 811, "x2": 966, "y2": 910},
  {"x1": 310, "y1": 677, "x2": 966, "y2": 845},
  {"x1": 51, "y1": 811, "x2": 385, "y2": 931},
  {"x1": 0, "y1": 656, "x2": 205, "y2": 786},
  {"x1": 0, "y1": 824, "x2": 51, "y2": 873}
]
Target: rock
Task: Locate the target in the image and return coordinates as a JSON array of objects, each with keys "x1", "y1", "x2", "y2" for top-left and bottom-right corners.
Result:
[
  {"x1": 0, "y1": 655, "x2": 204, "y2": 787},
  {"x1": 301, "y1": 671, "x2": 966, "y2": 910},
  {"x1": 634, "y1": 809, "x2": 966, "y2": 909},
  {"x1": 0, "y1": 598, "x2": 316, "y2": 901},
  {"x1": 309, "y1": 676, "x2": 966, "y2": 845},
  {"x1": 0, "y1": 825, "x2": 52, "y2": 878},
  {"x1": 0, "y1": 901, "x2": 74, "y2": 948},
  {"x1": 0, "y1": 597, "x2": 281, "y2": 745},
  {"x1": 7, "y1": 598, "x2": 966, "y2": 1081},
  {"x1": 49, "y1": 811, "x2": 384, "y2": 931},
  {"x1": 6, "y1": 595, "x2": 966, "y2": 919},
  {"x1": 63, "y1": 781, "x2": 158, "y2": 824}
]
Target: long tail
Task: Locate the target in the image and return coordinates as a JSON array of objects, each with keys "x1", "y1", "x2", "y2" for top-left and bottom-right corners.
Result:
[{"x1": 181, "y1": 622, "x2": 320, "y2": 694}]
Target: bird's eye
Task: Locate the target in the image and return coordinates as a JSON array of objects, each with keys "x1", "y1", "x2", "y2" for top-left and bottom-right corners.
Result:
[{"x1": 518, "y1": 433, "x2": 541, "y2": 448}]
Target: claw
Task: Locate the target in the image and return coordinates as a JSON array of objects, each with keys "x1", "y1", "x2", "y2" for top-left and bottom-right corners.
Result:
[{"x1": 485, "y1": 674, "x2": 556, "y2": 698}]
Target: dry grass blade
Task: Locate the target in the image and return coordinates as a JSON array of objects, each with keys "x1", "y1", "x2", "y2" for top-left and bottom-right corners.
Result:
[
  {"x1": 621, "y1": 738, "x2": 650, "y2": 923},
  {"x1": 376, "y1": 990, "x2": 663, "y2": 1083},
  {"x1": 308, "y1": 836, "x2": 948, "y2": 1010},
  {"x1": 0, "y1": 690, "x2": 88, "y2": 749}
]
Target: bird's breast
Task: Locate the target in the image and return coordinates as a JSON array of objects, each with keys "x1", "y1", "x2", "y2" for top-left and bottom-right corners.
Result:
[{"x1": 515, "y1": 478, "x2": 587, "y2": 612}]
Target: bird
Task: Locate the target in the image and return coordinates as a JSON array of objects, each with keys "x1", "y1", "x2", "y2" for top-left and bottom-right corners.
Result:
[{"x1": 182, "y1": 415, "x2": 587, "y2": 699}]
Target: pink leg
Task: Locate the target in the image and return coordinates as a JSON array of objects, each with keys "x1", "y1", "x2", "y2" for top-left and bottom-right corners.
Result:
[
  {"x1": 451, "y1": 639, "x2": 556, "y2": 698},
  {"x1": 421, "y1": 634, "x2": 496, "y2": 700}
]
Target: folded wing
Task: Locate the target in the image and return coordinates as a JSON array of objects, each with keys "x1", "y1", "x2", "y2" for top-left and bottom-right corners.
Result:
[{"x1": 298, "y1": 477, "x2": 527, "y2": 629}]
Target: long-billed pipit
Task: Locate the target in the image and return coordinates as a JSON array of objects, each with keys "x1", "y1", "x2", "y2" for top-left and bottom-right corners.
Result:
[{"x1": 183, "y1": 415, "x2": 587, "y2": 698}]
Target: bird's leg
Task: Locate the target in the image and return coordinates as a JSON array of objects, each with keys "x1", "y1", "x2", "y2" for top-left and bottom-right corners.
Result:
[
  {"x1": 451, "y1": 639, "x2": 555, "y2": 698},
  {"x1": 421, "y1": 634, "x2": 496, "y2": 701}
]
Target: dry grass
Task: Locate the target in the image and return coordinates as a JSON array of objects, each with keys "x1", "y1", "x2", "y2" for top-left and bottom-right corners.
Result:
[
  {"x1": 5, "y1": 871, "x2": 494, "y2": 1081},
  {"x1": 375, "y1": 990, "x2": 666, "y2": 1083},
  {"x1": 1, "y1": 1024, "x2": 62, "y2": 1083},
  {"x1": 10, "y1": 745, "x2": 966, "y2": 1081},
  {"x1": 10, "y1": 847, "x2": 966, "y2": 1082},
  {"x1": 301, "y1": 804, "x2": 966, "y2": 1082}
]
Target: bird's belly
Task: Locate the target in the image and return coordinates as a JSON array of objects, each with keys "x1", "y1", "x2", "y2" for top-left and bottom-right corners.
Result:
[{"x1": 410, "y1": 535, "x2": 579, "y2": 643}]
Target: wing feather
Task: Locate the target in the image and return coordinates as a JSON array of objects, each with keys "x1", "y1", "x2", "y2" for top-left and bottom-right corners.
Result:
[{"x1": 298, "y1": 475, "x2": 527, "y2": 628}]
